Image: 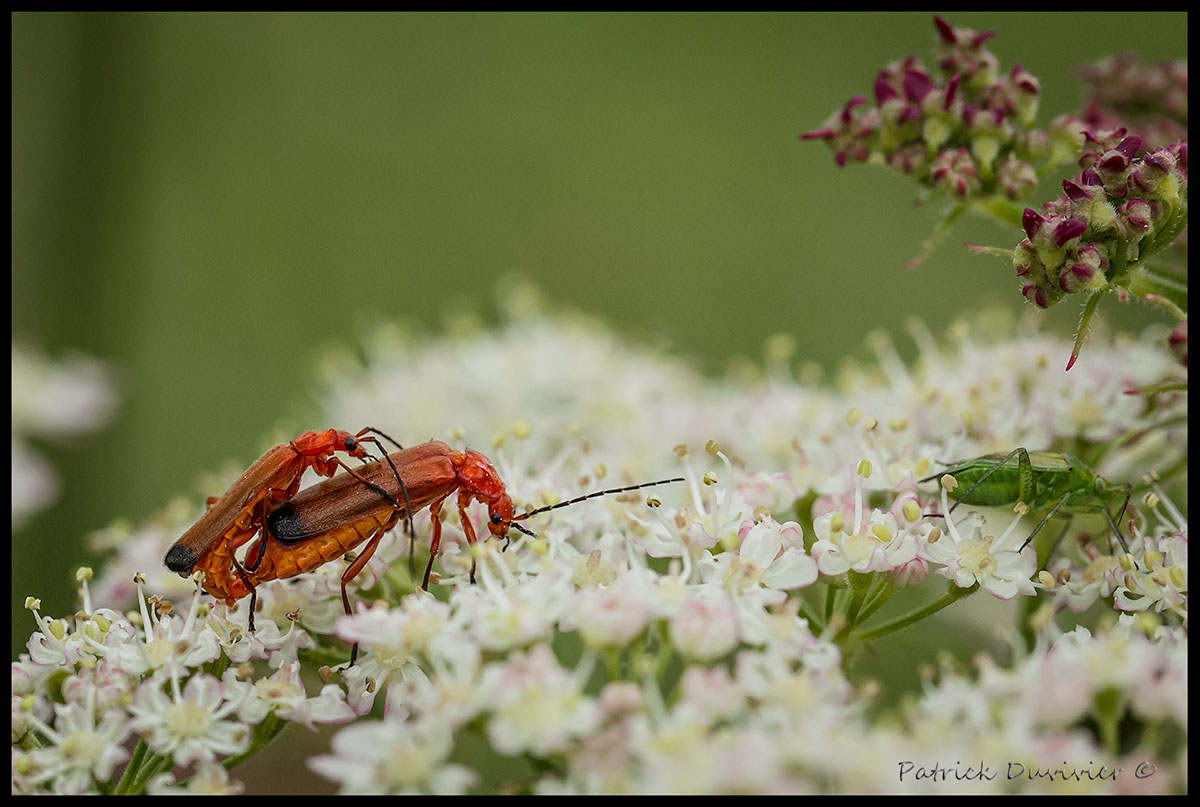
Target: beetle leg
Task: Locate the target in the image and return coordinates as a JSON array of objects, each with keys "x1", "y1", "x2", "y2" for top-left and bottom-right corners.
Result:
[
  {"x1": 457, "y1": 491, "x2": 479, "y2": 585},
  {"x1": 421, "y1": 497, "x2": 449, "y2": 590}
]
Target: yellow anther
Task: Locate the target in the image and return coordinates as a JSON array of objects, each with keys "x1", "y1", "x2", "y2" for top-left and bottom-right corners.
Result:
[
  {"x1": 1169, "y1": 566, "x2": 1185, "y2": 587},
  {"x1": 593, "y1": 463, "x2": 607, "y2": 479},
  {"x1": 1013, "y1": 502, "x2": 1029, "y2": 516},
  {"x1": 829, "y1": 512, "x2": 844, "y2": 534},
  {"x1": 24, "y1": 597, "x2": 41, "y2": 611},
  {"x1": 753, "y1": 505, "x2": 771, "y2": 523},
  {"x1": 940, "y1": 474, "x2": 958, "y2": 492},
  {"x1": 863, "y1": 417, "x2": 879, "y2": 432},
  {"x1": 1056, "y1": 569, "x2": 1072, "y2": 585},
  {"x1": 75, "y1": 567, "x2": 94, "y2": 581},
  {"x1": 960, "y1": 410, "x2": 974, "y2": 428},
  {"x1": 1119, "y1": 553, "x2": 1136, "y2": 571},
  {"x1": 646, "y1": 495, "x2": 663, "y2": 508},
  {"x1": 871, "y1": 523, "x2": 892, "y2": 542},
  {"x1": 1143, "y1": 550, "x2": 1164, "y2": 568},
  {"x1": 889, "y1": 418, "x2": 908, "y2": 432},
  {"x1": 902, "y1": 500, "x2": 921, "y2": 523},
  {"x1": 1037, "y1": 570, "x2": 1055, "y2": 588},
  {"x1": 705, "y1": 439, "x2": 721, "y2": 456},
  {"x1": 673, "y1": 444, "x2": 689, "y2": 458},
  {"x1": 856, "y1": 459, "x2": 872, "y2": 478},
  {"x1": 702, "y1": 472, "x2": 718, "y2": 486},
  {"x1": 926, "y1": 527, "x2": 942, "y2": 543},
  {"x1": 530, "y1": 539, "x2": 549, "y2": 555},
  {"x1": 490, "y1": 432, "x2": 506, "y2": 448},
  {"x1": 512, "y1": 421, "x2": 531, "y2": 440},
  {"x1": 1142, "y1": 492, "x2": 1160, "y2": 509},
  {"x1": 845, "y1": 408, "x2": 862, "y2": 425}
]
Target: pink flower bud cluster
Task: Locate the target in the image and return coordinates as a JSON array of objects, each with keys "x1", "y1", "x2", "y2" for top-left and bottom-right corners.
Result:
[
  {"x1": 1077, "y1": 53, "x2": 1188, "y2": 150},
  {"x1": 1013, "y1": 136, "x2": 1187, "y2": 309},
  {"x1": 801, "y1": 16, "x2": 1043, "y2": 201}
]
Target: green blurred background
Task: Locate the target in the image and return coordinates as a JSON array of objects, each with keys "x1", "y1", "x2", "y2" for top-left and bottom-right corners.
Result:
[{"x1": 11, "y1": 10, "x2": 1186, "y2": 778}]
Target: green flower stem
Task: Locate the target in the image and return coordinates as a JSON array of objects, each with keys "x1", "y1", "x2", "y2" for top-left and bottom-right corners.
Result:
[
  {"x1": 852, "y1": 582, "x2": 979, "y2": 643},
  {"x1": 969, "y1": 196, "x2": 1025, "y2": 228},
  {"x1": 1093, "y1": 688, "x2": 1125, "y2": 756},
  {"x1": 1068, "y1": 292, "x2": 1105, "y2": 370},
  {"x1": 797, "y1": 598, "x2": 824, "y2": 632},
  {"x1": 854, "y1": 578, "x2": 896, "y2": 627},
  {"x1": 904, "y1": 202, "x2": 966, "y2": 270},
  {"x1": 113, "y1": 738, "x2": 148, "y2": 795},
  {"x1": 844, "y1": 573, "x2": 872, "y2": 625},
  {"x1": 128, "y1": 751, "x2": 172, "y2": 795},
  {"x1": 222, "y1": 712, "x2": 288, "y2": 773},
  {"x1": 1145, "y1": 205, "x2": 1188, "y2": 256},
  {"x1": 1128, "y1": 264, "x2": 1188, "y2": 314}
]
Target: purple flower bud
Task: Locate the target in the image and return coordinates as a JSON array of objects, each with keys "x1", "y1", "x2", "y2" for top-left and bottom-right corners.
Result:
[
  {"x1": 1097, "y1": 149, "x2": 1132, "y2": 174},
  {"x1": 873, "y1": 74, "x2": 899, "y2": 106},
  {"x1": 1052, "y1": 217, "x2": 1087, "y2": 247},
  {"x1": 1013, "y1": 239, "x2": 1035, "y2": 275},
  {"x1": 1168, "y1": 142, "x2": 1187, "y2": 175},
  {"x1": 1008, "y1": 62, "x2": 1040, "y2": 95},
  {"x1": 903, "y1": 70, "x2": 934, "y2": 104},
  {"x1": 801, "y1": 97, "x2": 878, "y2": 168},
  {"x1": 1117, "y1": 198, "x2": 1152, "y2": 235},
  {"x1": 1021, "y1": 282, "x2": 1050, "y2": 309},
  {"x1": 1079, "y1": 126, "x2": 1128, "y2": 169},
  {"x1": 1058, "y1": 262, "x2": 1096, "y2": 293},
  {"x1": 1116, "y1": 134, "x2": 1142, "y2": 159},
  {"x1": 886, "y1": 143, "x2": 929, "y2": 177},
  {"x1": 1022, "y1": 208, "x2": 1046, "y2": 240},
  {"x1": 930, "y1": 148, "x2": 979, "y2": 197},
  {"x1": 943, "y1": 73, "x2": 960, "y2": 110},
  {"x1": 1130, "y1": 147, "x2": 1180, "y2": 199},
  {"x1": 933, "y1": 15, "x2": 956, "y2": 44},
  {"x1": 1074, "y1": 243, "x2": 1108, "y2": 274},
  {"x1": 997, "y1": 155, "x2": 1036, "y2": 200},
  {"x1": 1062, "y1": 179, "x2": 1089, "y2": 201}
]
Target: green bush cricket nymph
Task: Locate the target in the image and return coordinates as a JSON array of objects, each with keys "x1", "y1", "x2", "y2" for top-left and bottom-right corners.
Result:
[{"x1": 920, "y1": 448, "x2": 1134, "y2": 562}]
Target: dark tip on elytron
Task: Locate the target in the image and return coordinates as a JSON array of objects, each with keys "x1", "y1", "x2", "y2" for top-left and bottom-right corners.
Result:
[{"x1": 164, "y1": 544, "x2": 200, "y2": 574}]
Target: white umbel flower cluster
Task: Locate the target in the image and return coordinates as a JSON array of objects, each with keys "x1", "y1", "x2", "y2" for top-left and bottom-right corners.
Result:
[{"x1": 17, "y1": 306, "x2": 1186, "y2": 794}]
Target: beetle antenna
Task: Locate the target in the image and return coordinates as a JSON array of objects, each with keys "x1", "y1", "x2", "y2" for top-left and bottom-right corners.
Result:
[{"x1": 513, "y1": 477, "x2": 684, "y2": 521}]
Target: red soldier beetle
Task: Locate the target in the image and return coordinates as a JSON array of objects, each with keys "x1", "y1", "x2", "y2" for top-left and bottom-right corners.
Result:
[
  {"x1": 202, "y1": 439, "x2": 682, "y2": 661},
  {"x1": 164, "y1": 427, "x2": 414, "y2": 610}
]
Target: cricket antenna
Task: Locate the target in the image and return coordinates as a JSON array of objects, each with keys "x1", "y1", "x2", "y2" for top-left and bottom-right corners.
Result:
[{"x1": 512, "y1": 476, "x2": 685, "y2": 522}]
